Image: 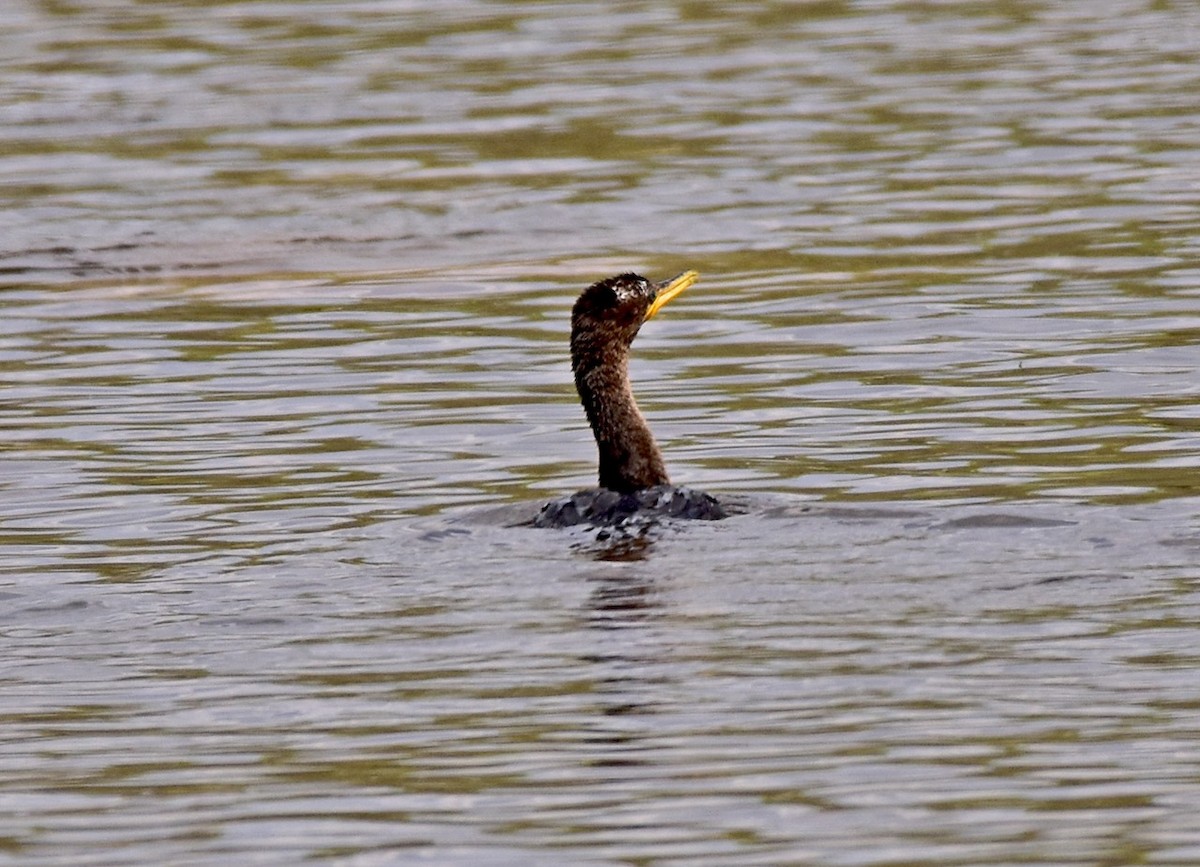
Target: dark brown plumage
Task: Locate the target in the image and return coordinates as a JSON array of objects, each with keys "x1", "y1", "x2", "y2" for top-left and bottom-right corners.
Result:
[
  {"x1": 531, "y1": 271, "x2": 726, "y2": 530},
  {"x1": 570, "y1": 272, "x2": 681, "y2": 493}
]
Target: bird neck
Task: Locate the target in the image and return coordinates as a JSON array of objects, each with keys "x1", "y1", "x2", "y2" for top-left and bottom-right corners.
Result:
[{"x1": 572, "y1": 344, "x2": 670, "y2": 494}]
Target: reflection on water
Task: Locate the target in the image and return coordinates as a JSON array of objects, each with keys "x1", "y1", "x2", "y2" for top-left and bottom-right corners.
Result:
[{"x1": 3, "y1": 0, "x2": 1200, "y2": 864}]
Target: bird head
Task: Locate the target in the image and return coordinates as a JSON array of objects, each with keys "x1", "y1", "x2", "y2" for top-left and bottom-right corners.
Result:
[{"x1": 570, "y1": 271, "x2": 699, "y2": 356}]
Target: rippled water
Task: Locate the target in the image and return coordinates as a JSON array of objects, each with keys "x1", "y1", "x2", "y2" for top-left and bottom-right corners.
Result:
[{"x1": 4, "y1": 1, "x2": 1200, "y2": 864}]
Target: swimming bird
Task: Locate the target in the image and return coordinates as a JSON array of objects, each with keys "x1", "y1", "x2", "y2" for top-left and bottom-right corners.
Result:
[{"x1": 533, "y1": 271, "x2": 726, "y2": 529}]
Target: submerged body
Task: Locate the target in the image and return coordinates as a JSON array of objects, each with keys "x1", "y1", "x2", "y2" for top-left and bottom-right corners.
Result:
[
  {"x1": 533, "y1": 271, "x2": 727, "y2": 529},
  {"x1": 533, "y1": 484, "x2": 726, "y2": 529}
]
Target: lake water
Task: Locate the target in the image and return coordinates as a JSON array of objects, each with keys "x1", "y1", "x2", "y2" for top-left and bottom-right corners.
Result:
[{"x1": 3, "y1": 1, "x2": 1200, "y2": 864}]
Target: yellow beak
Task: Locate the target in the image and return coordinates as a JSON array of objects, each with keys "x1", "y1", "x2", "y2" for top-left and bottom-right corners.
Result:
[{"x1": 645, "y1": 270, "x2": 700, "y2": 321}]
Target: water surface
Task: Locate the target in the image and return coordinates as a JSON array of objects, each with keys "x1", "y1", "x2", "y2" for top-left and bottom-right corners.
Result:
[{"x1": 3, "y1": 1, "x2": 1200, "y2": 864}]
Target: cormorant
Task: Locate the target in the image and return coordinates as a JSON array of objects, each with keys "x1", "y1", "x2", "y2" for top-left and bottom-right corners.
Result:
[{"x1": 532, "y1": 271, "x2": 726, "y2": 529}]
